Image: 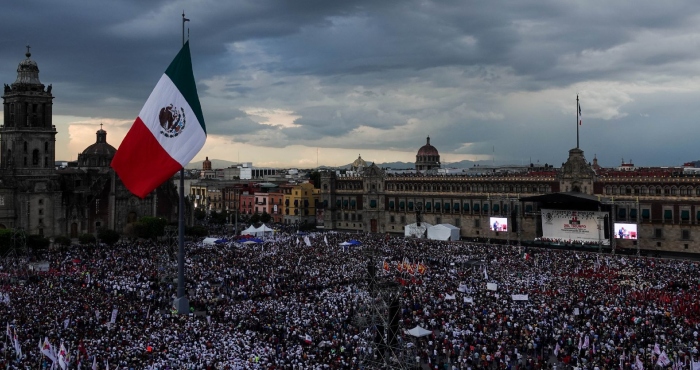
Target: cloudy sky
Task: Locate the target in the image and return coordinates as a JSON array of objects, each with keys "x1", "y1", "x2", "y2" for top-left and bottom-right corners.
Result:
[{"x1": 1, "y1": 0, "x2": 699, "y2": 169}]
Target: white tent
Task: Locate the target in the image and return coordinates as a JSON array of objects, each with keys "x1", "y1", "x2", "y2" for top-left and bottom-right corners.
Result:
[
  {"x1": 404, "y1": 222, "x2": 432, "y2": 238},
  {"x1": 241, "y1": 225, "x2": 258, "y2": 236},
  {"x1": 427, "y1": 224, "x2": 460, "y2": 241},
  {"x1": 203, "y1": 237, "x2": 219, "y2": 246},
  {"x1": 405, "y1": 326, "x2": 432, "y2": 338},
  {"x1": 254, "y1": 224, "x2": 275, "y2": 237}
]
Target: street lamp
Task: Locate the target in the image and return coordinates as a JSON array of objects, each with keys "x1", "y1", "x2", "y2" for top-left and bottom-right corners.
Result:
[{"x1": 594, "y1": 215, "x2": 605, "y2": 254}]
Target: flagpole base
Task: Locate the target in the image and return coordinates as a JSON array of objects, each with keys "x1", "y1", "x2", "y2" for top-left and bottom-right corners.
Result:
[{"x1": 173, "y1": 296, "x2": 189, "y2": 314}]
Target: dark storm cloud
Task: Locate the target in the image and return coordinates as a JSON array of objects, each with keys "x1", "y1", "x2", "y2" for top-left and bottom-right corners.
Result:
[{"x1": 2, "y1": 0, "x2": 700, "y2": 166}]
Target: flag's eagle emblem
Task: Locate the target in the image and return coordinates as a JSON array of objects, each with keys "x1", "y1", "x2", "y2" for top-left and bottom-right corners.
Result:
[{"x1": 159, "y1": 104, "x2": 186, "y2": 138}]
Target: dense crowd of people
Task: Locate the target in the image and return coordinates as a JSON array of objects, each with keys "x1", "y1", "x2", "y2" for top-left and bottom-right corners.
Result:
[{"x1": 0, "y1": 230, "x2": 699, "y2": 370}]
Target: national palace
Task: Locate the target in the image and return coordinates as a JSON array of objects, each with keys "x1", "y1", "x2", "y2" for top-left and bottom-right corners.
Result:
[{"x1": 320, "y1": 137, "x2": 700, "y2": 254}]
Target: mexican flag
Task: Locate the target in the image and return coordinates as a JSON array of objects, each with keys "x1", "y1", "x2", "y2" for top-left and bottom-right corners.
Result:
[
  {"x1": 523, "y1": 253, "x2": 530, "y2": 260},
  {"x1": 111, "y1": 41, "x2": 206, "y2": 198}
]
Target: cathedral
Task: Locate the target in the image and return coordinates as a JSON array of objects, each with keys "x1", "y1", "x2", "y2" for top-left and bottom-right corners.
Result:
[{"x1": 0, "y1": 48, "x2": 178, "y2": 238}]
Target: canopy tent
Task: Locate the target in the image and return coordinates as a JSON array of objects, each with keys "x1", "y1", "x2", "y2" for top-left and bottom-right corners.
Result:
[
  {"x1": 242, "y1": 238, "x2": 264, "y2": 244},
  {"x1": 240, "y1": 225, "x2": 258, "y2": 236},
  {"x1": 254, "y1": 224, "x2": 275, "y2": 237},
  {"x1": 339, "y1": 242, "x2": 352, "y2": 246},
  {"x1": 405, "y1": 326, "x2": 432, "y2": 338},
  {"x1": 214, "y1": 238, "x2": 228, "y2": 244},
  {"x1": 427, "y1": 224, "x2": 461, "y2": 241},
  {"x1": 347, "y1": 240, "x2": 362, "y2": 245},
  {"x1": 202, "y1": 237, "x2": 219, "y2": 246},
  {"x1": 404, "y1": 222, "x2": 432, "y2": 238}
]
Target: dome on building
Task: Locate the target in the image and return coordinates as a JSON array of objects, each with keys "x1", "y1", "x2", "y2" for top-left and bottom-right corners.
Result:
[
  {"x1": 14, "y1": 47, "x2": 42, "y2": 86},
  {"x1": 78, "y1": 126, "x2": 116, "y2": 167},
  {"x1": 82, "y1": 128, "x2": 116, "y2": 157},
  {"x1": 417, "y1": 136, "x2": 439, "y2": 156},
  {"x1": 415, "y1": 136, "x2": 440, "y2": 173},
  {"x1": 351, "y1": 154, "x2": 367, "y2": 170}
]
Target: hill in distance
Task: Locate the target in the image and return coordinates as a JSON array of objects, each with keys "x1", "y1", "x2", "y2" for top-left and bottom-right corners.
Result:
[{"x1": 184, "y1": 158, "x2": 502, "y2": 171}]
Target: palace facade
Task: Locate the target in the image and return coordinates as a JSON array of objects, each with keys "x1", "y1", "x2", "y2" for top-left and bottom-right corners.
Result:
[{"x1": 320, "y1": 139, "x2": 700, "y2": 254}]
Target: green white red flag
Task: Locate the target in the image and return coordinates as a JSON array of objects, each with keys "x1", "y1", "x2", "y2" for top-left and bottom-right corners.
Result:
[{"x1": 111, "y1": 41, "x2": 206, "y2": 198}]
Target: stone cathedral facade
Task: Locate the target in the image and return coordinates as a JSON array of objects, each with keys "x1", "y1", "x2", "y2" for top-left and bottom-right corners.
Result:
[{"x1": 0, "y1": 48, "x2": 178, "y2": 238}]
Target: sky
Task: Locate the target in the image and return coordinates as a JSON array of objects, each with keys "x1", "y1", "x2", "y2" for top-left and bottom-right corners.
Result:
[{"x1": 2, "y1": 0, "x2": 700, "y2": 169}]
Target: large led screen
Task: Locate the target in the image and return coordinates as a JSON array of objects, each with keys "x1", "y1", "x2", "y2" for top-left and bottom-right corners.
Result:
[
  {"x1": 614, "y1": 223, "x2": 637, "y2": 240},
  {"x1": 490, "y1": 217, "x2": 508, "y2": 232}
]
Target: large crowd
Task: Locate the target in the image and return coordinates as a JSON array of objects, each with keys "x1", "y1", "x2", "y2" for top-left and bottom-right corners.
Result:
[{"x1": 0, "y1": 230, "x2": 699, "y2": 370}]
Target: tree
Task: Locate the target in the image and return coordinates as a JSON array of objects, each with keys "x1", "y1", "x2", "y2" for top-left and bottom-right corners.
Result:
[
  {"x1": 53, "y1": 235, "x2": 72, "y2": 247},
  {"x1": 97, "y1": 229, "x2": 121, "y2": 246},
  {"x1": 186, "y1": 225, "x2": 209, "y2": 238},
  {"x1": 27, "y1": 234, "x2": 50, "y2": 250},
  {"x1": 0, "y1": 229, "x2": 13, "y2": 255},
  {"x1": 209, "y1": 211, "x2": 227, "y2": 225},
  {"x1": 134, "y1": 217, "x2": 168, "y2": 240},
  {"x1": 309, "y1": 171, "x2": 321, "y2": 189},
  {"x1": 249, "y1": 212, "x2": 261, "y2": 225},
  {"x1": 260, "y1": 211, "x2": 272, "y2": 224},
  {"x1": 79, "y1": 233, "x2": 96, "y2": 244},
  {"x1": 194, "y1": 208, "x2": 206, "y2": 221}
]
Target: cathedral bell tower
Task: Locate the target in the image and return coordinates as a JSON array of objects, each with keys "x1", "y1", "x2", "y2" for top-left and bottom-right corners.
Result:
[
  {"x1": 1, "y1": 46, "x2": 57, "y2": 176},
  {"x1": 0, "y1": 46, "x2": 61, "y2": 237}
]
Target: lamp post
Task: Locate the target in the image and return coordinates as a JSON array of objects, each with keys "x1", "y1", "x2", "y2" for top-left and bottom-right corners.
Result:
[
  {"x1": 487, "y1": 194, "x2": 491, "y2": 245},
  {"x1": 635, "y1": 198, "x2": 640, "y2": 257},
  {"x1": 595, "y1": 215, "x2": 604, "y2": 254},
  {"x1": 496, "y1": 195, "x2": 520, "y2": 246},
  {"x1": 234, "y1": 190, "x2": 239, "y2": 236}
]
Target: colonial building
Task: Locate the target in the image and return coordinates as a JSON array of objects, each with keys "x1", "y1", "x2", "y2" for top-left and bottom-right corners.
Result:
[
  {"x1": 320, "y1": 139, "x2": 700, "y2": 254},
  {"x1": 0, "y1": 48, "x2": 178, "y2": 238}
]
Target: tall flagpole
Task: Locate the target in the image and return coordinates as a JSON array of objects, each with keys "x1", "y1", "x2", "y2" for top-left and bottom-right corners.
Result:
[
  {"x1": 576, "y1": 96, "x2": 579, "y2": 149},
  {"x1": 175, "y1": 11, "x2": 190, "y2": 314}
]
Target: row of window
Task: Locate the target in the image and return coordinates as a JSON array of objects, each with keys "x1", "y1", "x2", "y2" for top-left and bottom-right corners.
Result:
[
  {"x1": 337, "y1": 213, "x2": 363, "y2": 222},
  {"x1": 385, "y1": 200, "x2": 526, "y2": 214},
  {"x1": 653, "y1": 228, "x2": 692, "y2": 240},
  {"x1": 4, "y1": 103, "x2": 48, "y2": 127},
  {"x1": 604, "y1": 185, "x2": 700, "y2": 196},
  {"x1": 239, "y1": 207, "x2": 313, "y2": 216},
  {"x1": 616, "y1": 207, "x2": 700, "y2": 223},
  {"x1": 385, "y1": 183, "x2": 552, "y2": 193}
]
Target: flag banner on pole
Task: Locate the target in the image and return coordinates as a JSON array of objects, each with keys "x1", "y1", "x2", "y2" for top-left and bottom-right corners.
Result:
[
  {"x1": 40, "y1": 337, "x2": 57, "y2": 362},
  {"x1": 656, "y1": 351, "x2": 670, "y2": 367},
  {"x1": 58, "y1": 343, "x2": 69, "y2": 370},
  {"x1": 111, "y1": 41, "x2": 207, "y2": 198},
  {"x1": 578, "y1": 104, "x2": 582, "y2": 126}
]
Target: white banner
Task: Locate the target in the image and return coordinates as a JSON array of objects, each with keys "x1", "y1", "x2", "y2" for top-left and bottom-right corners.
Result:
[
  {"x1": 541, "y1": 209, "x2": 607, "y2": 242},
  {"x1": 511, "y1": 294, "x2": 529, "y2": 301},
  {"x1": 110, "y1": 309, "x2": 118, "y2": 324},
  {"x1": 486, "y1": 283, "x2": 498, "y2": 291},
  {"x1": 464, "y1": 297, "x2": 474, "y2": 303}
]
